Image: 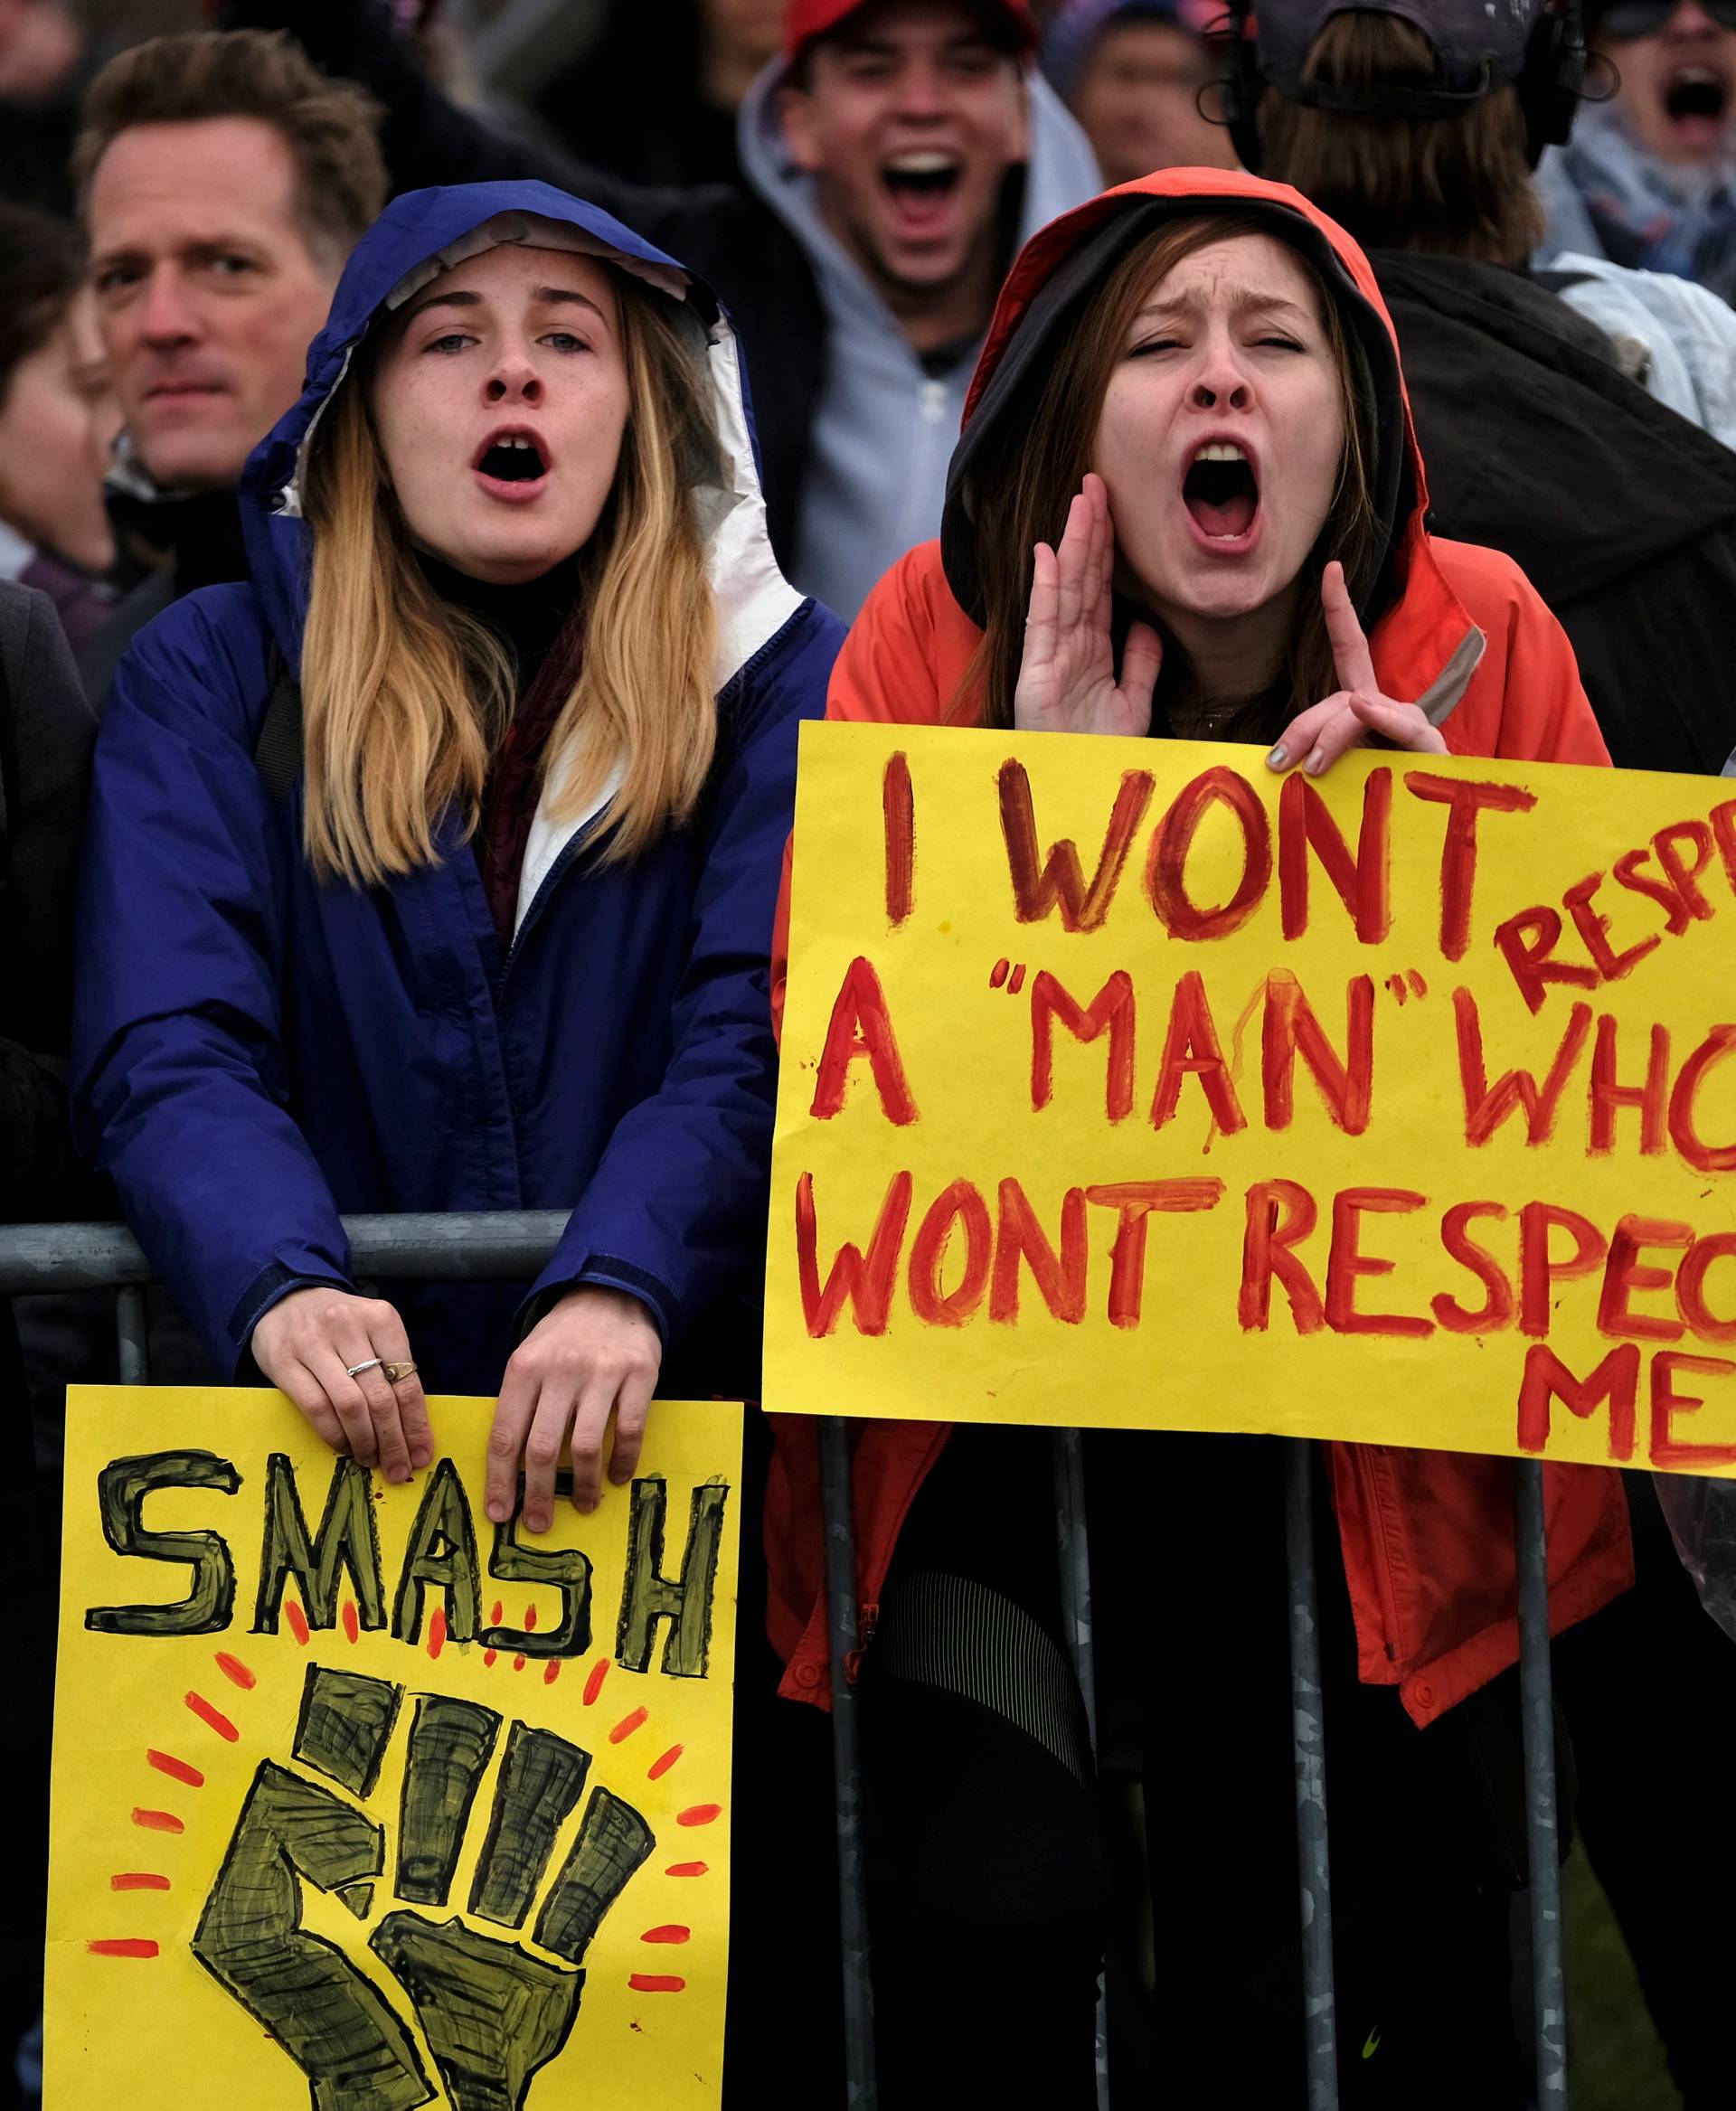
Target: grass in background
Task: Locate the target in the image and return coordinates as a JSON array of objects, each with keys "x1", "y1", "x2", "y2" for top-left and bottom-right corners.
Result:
[{"x1": 1564, "y1": 1848, "x2": 1681, "y2": 2110}]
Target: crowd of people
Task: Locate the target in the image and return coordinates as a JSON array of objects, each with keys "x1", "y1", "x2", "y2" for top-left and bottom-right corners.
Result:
[{"x1": 4, "y1": 0, "x2": 1736, "y2": 2104}]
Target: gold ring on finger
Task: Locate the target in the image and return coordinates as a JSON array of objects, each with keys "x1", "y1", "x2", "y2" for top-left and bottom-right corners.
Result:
[{"x1": 382, "y1": 1360, "x2": 419, "y2": 1384}]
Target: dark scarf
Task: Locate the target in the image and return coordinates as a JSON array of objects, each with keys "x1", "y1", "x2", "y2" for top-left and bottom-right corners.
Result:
[{"x1": 419, "y1": 555, "x2": 585, "y2": 955}]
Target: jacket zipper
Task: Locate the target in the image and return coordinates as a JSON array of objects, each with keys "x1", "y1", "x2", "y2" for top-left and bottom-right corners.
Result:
[
  {"x1": 1351, "y1": 1446, "x2": 1404, "y2": 1663},
  {"x1": 493, "y1": 809, "x2": 609, "y2": 1006},
  {"x1": 844, "y1": 1599, "x2": 880, "y2": 1686},
  {"x1": 493, "y1": 602, "x2": 812, "y2": 1005}
]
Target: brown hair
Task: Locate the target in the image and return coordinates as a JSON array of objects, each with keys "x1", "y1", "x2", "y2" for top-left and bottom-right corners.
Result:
[
  {"x1": 962, "y1": 212, "x2": 1382, "y2": 740},
  {"x1": 1259, "y1": 13, "x2": 1544, "y2": 266},
  {"x1": 0, "y1": 204, "x2": 83, "y2": 407},
  {"x1": 73, "y1": 30, "x2": 387, "y2": 265},
  {"x1": 298, "y1": 269, "x2": 722, "y2": 888}
]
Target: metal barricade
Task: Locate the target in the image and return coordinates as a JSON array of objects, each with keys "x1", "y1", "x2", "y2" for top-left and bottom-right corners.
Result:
[
  {"x1": 816, "y1": 1424, "x2": 1567, "y2": 2111},
  {"x1": 0, "y1": 1214, "x2": 1565, "y2": 2108}
]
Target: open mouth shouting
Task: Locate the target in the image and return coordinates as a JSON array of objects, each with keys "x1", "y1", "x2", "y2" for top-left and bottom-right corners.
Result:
[
  {"x1": 880, "y1": 150, "x2": 965, "y2": 239},
  {"x1": 1182, "y1": 438, "x2": 1261, "y2": 551},
  {"x1": 1663, "y1": 60, "x2": 1732, "y2": 146},
  {"x1": 473, "y1": 425, "x2": 551, "y2": 503}
]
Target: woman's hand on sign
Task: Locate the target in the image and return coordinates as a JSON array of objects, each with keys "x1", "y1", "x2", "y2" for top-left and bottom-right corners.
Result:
[
  {"x1": 1267, "y1": 561, "x2": 1448, "y2": 777},
  {"x1": 486, "y1": 1285, "x2": 662, "y2": 1532},
  {"x1": 1014, "y1": 472, "x2": 1163, "y2": 740},
  {"x1": 251, "y1": 1286, "x2": 433, "y2": 1484}
]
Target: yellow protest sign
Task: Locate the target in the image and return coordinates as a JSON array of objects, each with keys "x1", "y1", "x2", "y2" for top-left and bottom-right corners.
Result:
[
  {"x1": 766, "y1": 721, "x2": 1736, "y2": 1476},
  {"x1": 47, "y1": 1386, "x2": 740, "y2": 2109}
]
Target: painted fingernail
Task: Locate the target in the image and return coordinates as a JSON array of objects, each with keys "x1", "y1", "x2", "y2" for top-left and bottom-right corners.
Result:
[
  {"x1": 1266, "y1": 744, "x2": 1288, "y2": 769},
  {"x1": 1304, "y1": 747, "x2": 1326, "y2": 776}
]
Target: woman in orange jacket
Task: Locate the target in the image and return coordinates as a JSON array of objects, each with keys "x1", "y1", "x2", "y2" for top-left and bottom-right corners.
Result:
[{"x1": 769, "y1": 168, "x2": 1632, "y2": 2106}]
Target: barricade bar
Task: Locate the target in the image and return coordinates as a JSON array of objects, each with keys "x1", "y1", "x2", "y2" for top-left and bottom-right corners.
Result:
[
  {"x1": 0, "y1": 1211, "x2": 571, "y2": 1294},
  {"x1": 1051, "y1": 1429, "x2": 1110, "y2": 2111},
  {"x1": 4, "y1": 1221, "x2": 1574, "y2": 2103},
  {"x1": 818, "y1": 1417, "x2": 878, "y2": 2109},
  {"x1": 1285, "y1": 1439, "x2": 1338, "y2": 2111},
  {"x1": 114, "y1": 1283, "x2": 148, "y2": 1388},
  {"x1": 1515, "y1": 1458, "x2": 1568, "y2": 2103}
]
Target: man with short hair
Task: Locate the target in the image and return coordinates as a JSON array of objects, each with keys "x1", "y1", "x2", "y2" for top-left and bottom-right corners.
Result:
[
  {"x1": 745, "y1": 0, "x2": 1061, "y2": 612},
  {"x1": 1246, "y1": 0, "x2": 1736, "y2": 776},
  {"x1": 222, "y1": 0, "x2": 1101, "y2": 616},
  {"x1": 1539, "y1": 0, "x2": 1736, "y2": 300},
  {"x1": 74, "y1": 29, "x2": 386, "y2": 701}
]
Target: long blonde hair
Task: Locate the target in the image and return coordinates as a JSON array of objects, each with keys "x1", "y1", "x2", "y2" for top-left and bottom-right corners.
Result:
[{"x1": 300, "y1": 268, "x2": 720, "y2": 888}]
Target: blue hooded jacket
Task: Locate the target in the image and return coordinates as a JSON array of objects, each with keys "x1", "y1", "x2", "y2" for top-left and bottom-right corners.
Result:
[{"x1": 71, "y1": 183, "x2": 843, "y2": 1393}]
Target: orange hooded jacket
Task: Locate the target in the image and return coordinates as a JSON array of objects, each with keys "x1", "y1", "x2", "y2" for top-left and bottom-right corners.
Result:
[{"x1": 766, "y1": 168, "x2": 1633, "y2": 1729}]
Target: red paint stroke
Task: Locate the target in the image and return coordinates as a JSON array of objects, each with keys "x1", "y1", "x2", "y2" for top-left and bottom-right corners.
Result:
[
  {"x1": 185, "y1": 1692, "x2": 239, "y2": 1743},
  {"x1": 609, "y1": 1708, "x2": 648, "y2": 1745},
  {"x1": 1408, "y1": 969, "x2": 1428, "y2": 998},
  {"x1": 213, "y1": 1652, "x2": 256, "y2": 1691},
  {"x1": 483, "y1": 1650, "x2": 497, "y2": 1669},
  {"x1": 543, "y1": 1660, "x2": 561, "y2": 1686},
  {"x1": 89, "y1": 1939, "x2": 157, "y2": 1959},
  {"x1": 284, "y1": 1601, "x2": 310, "y2": 1647},
  {"x1": 641, "y1": 1926, "x2": 691, "y2": 1945},
  {"x1": 491, "y1": 1600, "x2": 505, "y2": 1626},
  {"x1": 513, "y1": 1656, "x2": 526, "y2": 1673},
  {"x1": 428, "y1": 1607, "x2": 447, "y2": 1662},
  {"x1": 524, "y1": 1604, "x2": 537, "y2": 1631},
  {"x1": 146, "y1": 1750, "x2": 203, "y2": 1789},
  {"x1": 676, "y1": 1804, "x2": 722, "y2": 1827},
  {"x1": 627, "y1": 1974, "x2": 685, "y2": 1994},
  {"x1": 342, "y1": 1600, "x2": 360, "y2": 1645},
  {"x1": 582, "y1": 1659, "x2": 609, "y2": 1706},
  {"x1": 882, "y1": 749, "x2": 915, "y2": 926},
  {"x1": 132, "y1": 1808, "x2": 183, "y2": 1833},
  {"x1": 110, "y1": 1873, "x2": 169, "y2": 1890},
  {"x1": 665, "y1": 1862, "x2": 708, "y2": 1878},
  {"x1": 646, "y1": 1745, "x2": 683, "y2": 1781},
  {"x1": 989, "y1": 957, "x2": 1010, "y2": 989},
  {"x1": 1007, "y1": 963, "x2": 1027, "y2": 995},
  {"x1": 808, "y1": 955, "x2": 918, "y2": 1126}
]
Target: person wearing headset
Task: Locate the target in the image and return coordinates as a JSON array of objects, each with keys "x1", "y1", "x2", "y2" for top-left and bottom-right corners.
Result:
[
  {"x1": 1236, "y1": 5, "x2": 1736, "y2": 2096},
  {"x1": 1230, "y1": 0, "x2": 1736, "y2": 780}
]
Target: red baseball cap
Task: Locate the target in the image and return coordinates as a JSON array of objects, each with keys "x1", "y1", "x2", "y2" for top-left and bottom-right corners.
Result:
[{"x1": 783, "y1": 0, "x2": 1041, "y2": 66}]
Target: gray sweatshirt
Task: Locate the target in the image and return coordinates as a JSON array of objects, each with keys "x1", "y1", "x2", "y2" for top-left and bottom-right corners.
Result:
[{"x1": 737, "y1": 66, "x2": 1101, "y2": 620}]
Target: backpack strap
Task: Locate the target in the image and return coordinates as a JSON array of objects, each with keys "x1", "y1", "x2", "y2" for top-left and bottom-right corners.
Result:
[{"x1": 253, "y1": 645, "x2": 304, "y2": 801}]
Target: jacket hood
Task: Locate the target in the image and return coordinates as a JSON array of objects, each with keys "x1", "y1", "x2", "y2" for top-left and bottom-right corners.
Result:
[
  {"x1": 240, "y1": 180, "x2": 804, "y2": 693},
  {"x1": 941, "y1": 166, "x2": 1420, "y2": 631}
]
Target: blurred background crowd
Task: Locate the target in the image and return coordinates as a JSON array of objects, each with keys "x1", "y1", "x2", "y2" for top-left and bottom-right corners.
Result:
[
  {"x1": 5, "y1": 0, "x2": 1736, "y2": 657},
  {"x1": 5, "y1": 1, "x2": 1736, "y2": 2106}
]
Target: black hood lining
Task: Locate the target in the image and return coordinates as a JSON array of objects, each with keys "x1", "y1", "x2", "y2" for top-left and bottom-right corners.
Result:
[{"x1": 939, "y1": 194, "x2": 1412, "y2": 636}]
